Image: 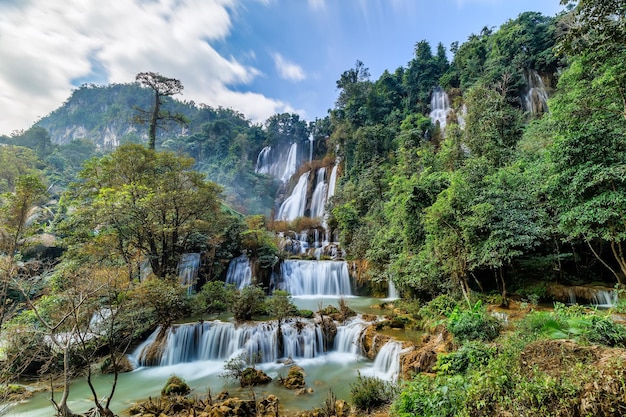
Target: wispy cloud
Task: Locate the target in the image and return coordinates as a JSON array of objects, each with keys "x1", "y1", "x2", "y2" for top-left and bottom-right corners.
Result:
[
  {"x1": 0, "y1": 0, "x2": 295, "y2": 133},
  {"x1": 272, "y1": 53, "x2": 306, "y2": 82}
]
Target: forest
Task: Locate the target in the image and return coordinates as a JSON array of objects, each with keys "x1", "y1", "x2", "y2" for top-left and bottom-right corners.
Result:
[{"x1": 1, "y1": 0, "x2": 626, "y2": 416}]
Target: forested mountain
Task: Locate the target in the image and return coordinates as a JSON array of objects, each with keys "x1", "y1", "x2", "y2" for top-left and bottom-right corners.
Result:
[{"x1": 2, "y1": 2, "x2": 626, "y2": 416}]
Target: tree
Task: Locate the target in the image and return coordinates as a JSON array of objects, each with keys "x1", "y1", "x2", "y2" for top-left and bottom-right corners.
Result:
[
  {"x1": 231, "y1": 285, "x2": 266, "y2": 322},
  {"x1": 0, "y1": 174, "x2": 47, "y2": 330},
  {"x1": 135, "y1": 72, "x2": 186, "y2": 150},
  {"x1": 64, "y1": 144, "x2": 223, "y2": 278}
]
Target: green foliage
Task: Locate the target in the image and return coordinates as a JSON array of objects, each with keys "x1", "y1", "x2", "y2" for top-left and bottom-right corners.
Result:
[
  {"x1": 447, "y1": 301, "x2": 501, "y2": 342},
  {"x1": 392, "y1": 374, "x2": 466, "y2": 417},
  {"x1": 193, "y1": 281, "x2": 235, "y2": 317},
  {"x1": 265, "y1": 290, "x2": 298, "y2": 324},
  {"x1": 133, "y1": 278, "x2": 190, "y2": 327},
  {"x1": 161, "y1": 375, "x2": 191, "y2": 396},
  {"x1": 231, "y1": 285, "x2": 266, "y2": 322},
  {"x1": 435, "y1": 341, "x2": 496, "y2": 375},
  {"x1": 349, "y1": 373, "x2": 399, "y2": 412}
]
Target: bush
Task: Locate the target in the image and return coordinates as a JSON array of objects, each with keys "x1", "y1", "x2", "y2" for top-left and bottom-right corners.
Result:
[
  {"x1": 298, "y1": 309, "x2": 314, "y2": 318},
  {"x1": 447, "y1": 302, "x2": 501, "y2": 342},
  {"x1": 161, "y1": 375, "x2": 190, "y2": 396},
  {"x1": 193, "y1": 281, "x2": 235, "y2": 317},
  {"x1": 392, "y1": 374, "x2": 466, "y2": 417},
  {"x1": 435, "y1": 341, "x2": 496, "y2": 375},
  {"x1": 231, "y1": 285, "x2": 267, "y2": 322},
  {"x1": 350, "y1": 373, "x2": 398, "y2": 412}
]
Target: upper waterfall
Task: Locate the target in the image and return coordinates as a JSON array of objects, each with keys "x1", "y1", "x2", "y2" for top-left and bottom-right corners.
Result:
[
  {"x1": 429, "y1": 86, "x2": 451, "y2": 131},
  {"x1": 523, "y1": 69, "x2": 549, "y2": 115},
  {"x1": 255, "y1": 142, "x2": 299, "y2": 183}
]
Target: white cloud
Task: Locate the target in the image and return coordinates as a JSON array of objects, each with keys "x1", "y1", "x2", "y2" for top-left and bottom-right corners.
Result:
[
  {"x1": 0, "y1": 0, "x2": 292, "y2": 134},
  {"x1": 272, "y1": 53, "x2": 306, "y2": 82}
]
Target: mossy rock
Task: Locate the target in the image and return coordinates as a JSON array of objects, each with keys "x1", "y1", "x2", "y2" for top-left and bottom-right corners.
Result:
[
  {"x1": 240, "y1": 367, "x2": 272, "y2": 387},
  {"x1": 161, "y1": 375, "x2": 191, "y2": 396},
  {"x1": 282, "y1": 365, "x2": 306, "y2": 389}
]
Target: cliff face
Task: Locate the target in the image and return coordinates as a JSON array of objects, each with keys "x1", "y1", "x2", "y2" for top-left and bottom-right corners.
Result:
[{"x1": 35, "y1": 83, "x2": 189, "y2": 148}]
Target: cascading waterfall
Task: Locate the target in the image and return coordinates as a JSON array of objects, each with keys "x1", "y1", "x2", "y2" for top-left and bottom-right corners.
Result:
[
  {"x1": 591, "y1": 290, "x2": 618, "y2": 308},
  {"x1": 277, "y1": 260, "x2": 352, "y2": 296},
  {"x1": 523, "y1": 69, "x2": 549, "y2": 115},
  {"x1": 225, "y1": 255, "x2": 252, "y2": 289},
  {"x1": 366, "y1": 340, "x2": 405, "y2": 381},
  {"x1": 130, "y1": 318, "x2": 371, "y2": 367},
  {"x1": 255, "y1": 143, "x2": 299, "y2": 183},
  {"x1": 276, "y1": 171, "x2": 310, "y2": 221},
  {"x1": 309, "y1": 168, "x2": 327, "y2": 219},
  {"x1": 429, "y1": 86, "x2": 451, "y2": 131},
  {"x1": 178, "y1": 253, "x2": 201, "y2": 290}
]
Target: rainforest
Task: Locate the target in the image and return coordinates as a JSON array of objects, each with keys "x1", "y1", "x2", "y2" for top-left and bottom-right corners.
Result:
[{"x1": 1, "y1": 1, "x2": 626, "y2": 416}]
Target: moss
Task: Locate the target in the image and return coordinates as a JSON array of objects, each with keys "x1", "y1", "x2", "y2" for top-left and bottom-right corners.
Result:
[{"x1": 161, "y1": 375, "x2": 191, "y2": 396}]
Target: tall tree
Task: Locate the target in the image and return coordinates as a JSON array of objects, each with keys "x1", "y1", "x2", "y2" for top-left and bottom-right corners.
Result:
[
  {"x1": 135, "y1": 72, "x2": 186, "y2": 150},
  {"x1": 64, "y1": 144, "x2": 223, "y2": 278}
]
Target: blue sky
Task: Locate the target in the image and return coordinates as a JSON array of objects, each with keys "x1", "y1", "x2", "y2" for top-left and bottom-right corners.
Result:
[{"x1": 0, "y1": 0, "x2": 564, "y2": 134}]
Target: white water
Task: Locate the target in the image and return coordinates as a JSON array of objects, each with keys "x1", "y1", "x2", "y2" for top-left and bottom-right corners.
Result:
[
  {"x1": 255, "y1": 143, "x2": 300, "y2": 183},
  {"x1": 386, "y1": 279, "x2": 399, "y2": 300},
  {"x1": 566, "y1": 288, "x2": 618, "y2": 308},
  {"x1": 275, "y1": 171, "x2": 310, "y2": 221},
  {"x1": 429, "y1": 86, "x2": 451, "y2": 131},
  {"x1": 178, "y1": 253, "x2": 200, "y2": 290},
  {"x1": 361, "y1": 340, "x2": 405, "y2": 381},
  {"x1": 224, "y1": 255, "x2": 252, "y2": 290},
  {"x1": 277, "y1": 260, "x2": 352, "y2": 296},
  {"x1": 523, "y1": 69, "x2": 549, "y2": 115},
  {"x1": 309, "y1": 168, "x2": 327, "y2": 219}
]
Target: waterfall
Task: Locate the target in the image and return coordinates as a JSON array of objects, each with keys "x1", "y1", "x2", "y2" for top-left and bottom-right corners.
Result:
[
  {"x1": 591, "y1": 290, "x2": 618, "y2": 308},
  {"x1": 429, "y1": 86, "x2": 451, "y2": 131},
  {"x1": 523, "y1": 69, "x2": 549, "y2": 115},
  {"x1": 309, "y1": 135, "x2": 314, "y2": 163},
  {"x1": 309, "y1": 168, "x2": 327, "y2": 219},
  {"x1": 367, "y1": 341, "x2": 404, "y2": 381},
  {"x1": 178, "y1": 253, "x2": 201, "y2": 290},
  {"x1": 130, "y1": 320, "x2": 326, "y2": 366},
  {"x1": 278, "y1": 260, "x2": 352, "y2": 296},
  {"x1": 334, "y1": 319, "x2": 367, "y2": 354},
  {"x1": 276, "y1": 171, "x2": 310, "y2": 221},
  {"x1": 225, "y1": 255, "x2": 252, "y2": 290},
  {"x1": 327, "y1": 164, "x2": 338, "y2": 200},
  {"x1": 387, "y1": 280, "x2": 399, "y2": 300},
  {"x1": 254, "y1": 143, "x2": 299, "y2": 183}
]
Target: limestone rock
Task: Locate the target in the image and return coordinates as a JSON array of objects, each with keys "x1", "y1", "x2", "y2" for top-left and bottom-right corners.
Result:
[{"x1": 282, "y1": 365, "x2": 306, "y2": 389}]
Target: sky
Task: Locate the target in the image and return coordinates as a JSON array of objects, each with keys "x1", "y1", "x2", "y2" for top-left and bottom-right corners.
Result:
[{"x1": 0, "y1": 0, "x2": 565, "y2": 135}]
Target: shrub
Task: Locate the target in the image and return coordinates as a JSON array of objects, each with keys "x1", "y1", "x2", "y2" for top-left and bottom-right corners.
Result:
[
  {"x1": 350, "y1": 373, "x2": 399, "y2": 412},
  {"x1": 298, "y1": 309, "x2": 314, "y2": 318},
  {"x1": 392, "y1": 374, "x2": 466, "y2": 417},
  {"x1": 435, "y1": 341, "x2": 496, "y2": 375},
  {"x1": 161, "y1": 375, "x2": 190, "y2": 396},
  {"x1": 231, "y1": 285, "x2": 267, "y2": 322},
  {"x1": 447, "y1": 302, "x2": 501, "y2": 342},
  {"x1": 193, "y1": 281, "x2": 235, "y2": 317}
]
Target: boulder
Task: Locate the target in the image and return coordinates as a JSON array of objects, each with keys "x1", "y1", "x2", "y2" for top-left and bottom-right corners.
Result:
[
  {"x1": 240, "y1": 367, "x2": 272, "y2": 387},
  {"x1": 282, "y1": 365, "x2": 306, "y2": 389}
]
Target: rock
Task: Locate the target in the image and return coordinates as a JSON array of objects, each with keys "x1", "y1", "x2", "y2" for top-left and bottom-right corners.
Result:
[
  {"x1": 361, "y1": 314, "x2": 378, "y2": 322},
  {"x1": 216, "y1": 390, "x2": 229, "y2": 401},
  {"x1": 100, "y1": 355, "x2": 134, "y2": 374},
  {"x1": 161, "y1": 375, "x2": 190, "y2": 396},
  {"x1": 282, "y1": 365, "x2": 306, "y2": 389},
  {"x1": 258, "y1": 395, "x2": 280, "y2": 417},
  {"x1": 318, "y1": 316, "x2": 337, "y2": 351},
  {"x1": 240, "y1": 367, "x2": 272, "y2": 387},
  {"x1": 401, "y1": 329, "x2": 452, "y2": 379},
  {"x1": 361, "y1": 325, "x2": 391, "y2": 360}
]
